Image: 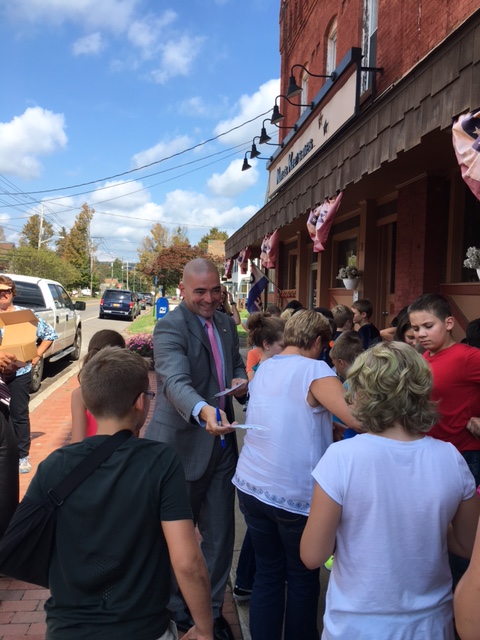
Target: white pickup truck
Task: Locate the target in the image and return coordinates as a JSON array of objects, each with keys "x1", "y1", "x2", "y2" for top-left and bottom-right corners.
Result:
[{"x1": 2, "y1": 274, "x2": 86, "y2": 392}]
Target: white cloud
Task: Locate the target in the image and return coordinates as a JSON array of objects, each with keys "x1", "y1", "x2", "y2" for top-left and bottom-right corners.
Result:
[
  {"x1": 208, "y1": 158, "x2": 259, "y2": 197},
  {"x1": 150, "y1": 35, "x2": 205, "y2": 84},
  {"x1": 0, "y1": 107, "x2": 67, "y2": 179},
  {"x1": 72, "y1": 32, "x2": 105, "y2": 56},
  {"x1": 215, "y1": 78, "x2": 280, "y2": 146},
  {"x1": 128, "y1": 10, "x2": 177, "y2": 58},
  {"x1": 131, "y1": 135, "x2": 193, "y2": 169},
  {"x1": 4, "y1": 0, "x2": 139, "y2": 34}
]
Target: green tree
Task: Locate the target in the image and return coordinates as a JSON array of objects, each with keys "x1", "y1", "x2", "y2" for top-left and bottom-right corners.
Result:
[
  {"x1": 7, "y1": 246, "x2": 81, "y2": 287},
  {"x1": 55, "y1": 227, "x2": 69, "y2": 257},
  {"x1": 62, "y1": 203, "x2": 95, "y2": 287},
  {"x1": 0, "y1": 226, "x2": 6, "y2": 242},
  {"x1": 197, "y1": 227, "x2": 228, "y2": 253},
  {"x1": 170, "y1": 225, "x2": 189, "y2": 246},
  {"x1": 19, "y1": 214, "x2": 55, "y2": 249},
  {"x1": 137, "y1": 223, "x2": 168, "y2": 271}
]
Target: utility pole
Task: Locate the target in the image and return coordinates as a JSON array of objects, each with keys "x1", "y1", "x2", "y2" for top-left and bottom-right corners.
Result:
[{"x1": 37, "y1": 204, "x2": 44, "y2": 250}]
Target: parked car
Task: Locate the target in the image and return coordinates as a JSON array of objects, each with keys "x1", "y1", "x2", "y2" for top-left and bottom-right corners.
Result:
[
  {"x1": 99, "y1": 289, "x2": 138, "y2": 321},
  {"x1": 137, "y1": 293, "x2": 146, "y2": 310},
  {"x1": 142, "y1": 292, "x2": 153, "y2": 306},
  {"x1": 2, "y1": 274, "x2": 86, "y2": 392}
]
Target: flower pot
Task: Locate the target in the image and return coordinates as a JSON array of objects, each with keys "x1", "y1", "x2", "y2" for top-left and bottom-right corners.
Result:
[{"x1": 343, "y1": 277, "x2": 359, "y2": 290}]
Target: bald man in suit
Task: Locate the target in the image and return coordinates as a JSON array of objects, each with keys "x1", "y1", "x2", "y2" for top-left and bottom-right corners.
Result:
[{"x1": 145, "y1": 259, "x2": 247, "y2": 640}]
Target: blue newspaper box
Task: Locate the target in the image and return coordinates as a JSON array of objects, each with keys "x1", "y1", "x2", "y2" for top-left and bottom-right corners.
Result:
[{"x1": 156, "y1": 297, "x2": 169, "y2": 320}]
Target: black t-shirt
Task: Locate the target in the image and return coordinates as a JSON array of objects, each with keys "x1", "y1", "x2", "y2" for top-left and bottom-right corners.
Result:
[
  {"x1": 27, "y1": 435, "x2": 192, "y2": 640},
  {"x1": 358, "y1": 323, "x2": 381, "y2": 350}
]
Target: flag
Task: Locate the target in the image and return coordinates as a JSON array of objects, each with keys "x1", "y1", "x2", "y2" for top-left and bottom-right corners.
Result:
[
  {"x1": 224, "y1": 258, "x2": 233, "y2": 279},
  {"x1": 260, "y1": 230, "x2": 279, "y2": 269},
  {"x1": 312, "y1": 191, "x2": 343, "y2": 253},
  {"x1": 246, "y1": 263, "x2": 268, "y2": 314},
  {"x1": 452, "y1": 109, "x2": 480, "y2": 201},
  {"x1": 237, "y1": 247, "x2": 251, "y2": 274}
]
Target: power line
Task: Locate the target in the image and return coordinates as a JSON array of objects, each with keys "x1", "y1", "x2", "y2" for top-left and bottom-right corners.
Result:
[{"x1": 0, "y1": 109, "x2": 273, "y2": 197}]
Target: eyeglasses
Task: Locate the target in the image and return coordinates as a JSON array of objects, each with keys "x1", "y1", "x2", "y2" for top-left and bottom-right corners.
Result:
[
  {"x1": 132, "y1": 390, "x2": 156, "y2": 405},
  {"x1": 0, "y1": 289, "x2": 13, "y2": 296}
]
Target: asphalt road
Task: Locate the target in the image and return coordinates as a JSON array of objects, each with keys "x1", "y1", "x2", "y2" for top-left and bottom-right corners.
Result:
[{"x1": 30, "y1": 300, "x2": 155, "y2": 397}]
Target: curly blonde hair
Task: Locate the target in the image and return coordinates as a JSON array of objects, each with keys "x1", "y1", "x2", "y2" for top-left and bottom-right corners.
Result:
[{"x1": 345, "y1": 341, "x2": 437, "y2": 434}]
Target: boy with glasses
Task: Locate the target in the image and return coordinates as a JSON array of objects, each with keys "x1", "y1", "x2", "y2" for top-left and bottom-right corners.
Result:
[{"x1": 26, "y1": 347, "x2": 213, "y2": 640}]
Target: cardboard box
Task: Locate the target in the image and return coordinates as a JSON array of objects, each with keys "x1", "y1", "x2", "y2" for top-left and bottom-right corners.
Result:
[{"x1": 0, "y1": 309, "x2": 38, "y2": 362}]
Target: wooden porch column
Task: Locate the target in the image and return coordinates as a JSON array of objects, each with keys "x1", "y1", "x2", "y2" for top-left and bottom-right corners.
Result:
[{"x1": 296, "y1": 231, "x2": 309, "y2": 306}]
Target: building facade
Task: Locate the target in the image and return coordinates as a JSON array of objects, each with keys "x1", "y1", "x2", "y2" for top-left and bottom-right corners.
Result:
[{"x1": 226, "y1": 1, "x2": 480, "y2": 338}]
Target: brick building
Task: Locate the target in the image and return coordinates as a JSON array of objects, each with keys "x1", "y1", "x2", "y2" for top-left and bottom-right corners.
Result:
[{"x1": 226, "y1": 1, "x2": 480, "y2": 337}]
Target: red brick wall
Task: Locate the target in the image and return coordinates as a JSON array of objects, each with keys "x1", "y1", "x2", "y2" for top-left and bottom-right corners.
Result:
[
  {"x1": 278, "y1": 0, "x2": 478, "y2": 142},
  {"x1": 394, "y1": 175, "x2": 449, "y2": 311}
]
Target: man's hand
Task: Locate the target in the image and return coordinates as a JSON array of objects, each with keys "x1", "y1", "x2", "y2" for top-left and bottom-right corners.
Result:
[
  {"x1": 199, "y1": 405, "x2": 235, "y2": 437},
  {"x1": 467, "y1": 417, "x2": 480, "y2": 439},
  {"x1": 228, "y1": 378, "x2": 248, "y2": 398}
]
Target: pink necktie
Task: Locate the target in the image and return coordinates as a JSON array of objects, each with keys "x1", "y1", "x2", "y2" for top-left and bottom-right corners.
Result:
[{"x1": 205, "y1": 319, "x2": 225, "y2": 409}]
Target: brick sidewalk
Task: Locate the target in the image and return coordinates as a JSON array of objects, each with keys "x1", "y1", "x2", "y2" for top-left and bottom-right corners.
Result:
[{"x1": 0, "y1": 370, "x2": 243, "y2": 640}]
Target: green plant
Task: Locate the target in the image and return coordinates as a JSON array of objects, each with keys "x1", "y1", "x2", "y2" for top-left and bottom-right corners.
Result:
[
  {"x1": 337, "y1": 255, "x2": 361, "y2": 279},
  {"x1": 464, "y1": 247, "x2": 480, "y2": 269}
]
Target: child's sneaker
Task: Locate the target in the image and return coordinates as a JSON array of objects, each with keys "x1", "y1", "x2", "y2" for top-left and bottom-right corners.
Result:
[
  {"x1": 324, "y1": 555, "x2": 334, "y2": 571},
  {"x1": 19, "y1": 457, "x2": 31, "y2": 474}
]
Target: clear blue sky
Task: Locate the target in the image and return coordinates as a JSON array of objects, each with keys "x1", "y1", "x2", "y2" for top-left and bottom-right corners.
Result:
[{"x1": 0, "y1": 0, "x2": 280, "y2": 263}]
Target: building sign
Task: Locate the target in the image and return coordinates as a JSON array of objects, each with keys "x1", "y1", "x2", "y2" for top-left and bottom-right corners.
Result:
[{"x1": 267, "y1": 72, "x2": 357, "y2": 198}]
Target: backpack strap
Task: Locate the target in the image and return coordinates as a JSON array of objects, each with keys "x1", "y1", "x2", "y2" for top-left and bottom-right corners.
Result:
[{"x1": 47, "y1": 430, "x2": 133, "y2": 506}]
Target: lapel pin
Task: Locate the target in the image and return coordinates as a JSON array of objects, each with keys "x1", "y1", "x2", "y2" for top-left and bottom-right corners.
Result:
[{"x1": 223, "y1": 328, "x2": 227, "y2": 333}]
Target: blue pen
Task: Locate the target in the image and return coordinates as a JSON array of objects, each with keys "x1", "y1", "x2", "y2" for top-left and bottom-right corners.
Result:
[{"x1": 216, "y1": 407, "x2": 226, "y2": 449}]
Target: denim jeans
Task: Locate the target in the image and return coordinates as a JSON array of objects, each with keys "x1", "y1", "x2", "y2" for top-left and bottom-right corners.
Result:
[
  {"x1": 449, "y1": 449, "x2": 480, "y2": 588},
  {"x1": 7, "y1": 372, "x2": 32, "y2": 459},
  {"x1": 235, "y1": 529, "x2": 256, "y2": 590},
  {"x1": 238, "y1": 490, "x2": 320, "y2": 640}
]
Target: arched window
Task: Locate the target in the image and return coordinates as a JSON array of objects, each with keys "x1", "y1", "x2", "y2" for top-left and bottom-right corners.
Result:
[
  {"x1": 300, "y1": 71, "x2": 309, "y2": 115},
  {"x1": 326, "y1": 19, "x2": 337, "y2": 76},
  {"x1": 361, "y1": 0, "x2": 378, "y2": 93}
]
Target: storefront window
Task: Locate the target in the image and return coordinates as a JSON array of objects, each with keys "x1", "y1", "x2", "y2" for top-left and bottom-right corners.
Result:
[
  {"x1": 461, "y1": 188, "x2": 480, "y2": 282},
  {"x1": 334, "y1": 237, "x2": 357, "y2": 287}
]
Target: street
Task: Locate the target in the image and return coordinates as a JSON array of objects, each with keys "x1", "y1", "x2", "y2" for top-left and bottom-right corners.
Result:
[{"x1": 30, "y1": 300, "x2": 154, "y2": 397}]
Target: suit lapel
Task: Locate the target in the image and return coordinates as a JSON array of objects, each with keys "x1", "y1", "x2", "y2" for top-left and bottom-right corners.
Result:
[{"x1": 179, "y1": 302, "x2": 217, "y2": 381}]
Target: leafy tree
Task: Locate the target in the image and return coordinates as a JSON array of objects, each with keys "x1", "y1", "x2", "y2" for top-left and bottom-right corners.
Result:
[
  {"x1": 0, "y1": 226, "x2": 6, "y2": 242},
  {"x1": 55, "y1": 227, "x2": 69, "y2": 257},
  {"x1": 145, "y1": 244, "x2": 209, "y2": 294},
  {"x1": 137, "y1": 223, "x2": 169, "y2": 273},
  {"x1": 19, "y1": 214, "x2": 55, "y2": 248},
  {"x1": 62, "y1": 203, "x2": 95, "y2": 287},
  {"x1": 7, "y1": 246, "x2": 80, "y2": 288},
  {"x1": 198, "y1": 227, "x2": 228, "y2": 253},
  {"x1": 170, "y1": 225, "x2": 190, "y2": 246}
]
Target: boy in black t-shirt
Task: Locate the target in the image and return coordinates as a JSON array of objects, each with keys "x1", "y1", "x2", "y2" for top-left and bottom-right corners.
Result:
[
  {"x1": 351, "y1": 299, "x2": 381, "y2": 350},
  {"x1": 26, "y1": 347, "x2": 213, "y2": 640}
]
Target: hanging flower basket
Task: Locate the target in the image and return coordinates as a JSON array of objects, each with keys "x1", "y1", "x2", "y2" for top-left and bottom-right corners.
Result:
[
  {"x1": 337, "y1": 257, "x2": 361, "y2": 290},
  {"x1": 342, "y1": 277, "x2": 359, "y2": 290}
]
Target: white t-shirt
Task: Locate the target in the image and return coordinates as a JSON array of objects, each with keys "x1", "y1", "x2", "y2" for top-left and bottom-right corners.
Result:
[
  {"x1": 233, "y1": 354, "x2": 336, "y2": 515},
  {"x1": 312, "y1": 434, "x2": 476, "y2": 640}
]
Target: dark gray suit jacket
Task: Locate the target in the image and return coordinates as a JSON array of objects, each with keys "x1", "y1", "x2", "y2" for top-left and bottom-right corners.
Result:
[{"x1": 145, "y1": 302, "x2": 247, "y2": 481}]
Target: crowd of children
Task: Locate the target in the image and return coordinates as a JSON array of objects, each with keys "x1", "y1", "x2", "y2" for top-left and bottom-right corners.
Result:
[
  {"x1": 233, "y1": 294, "x2": 480, "y2": 639},
  {"x1": 2, "y1": 291, "x2": 480, "y2": 640}
]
